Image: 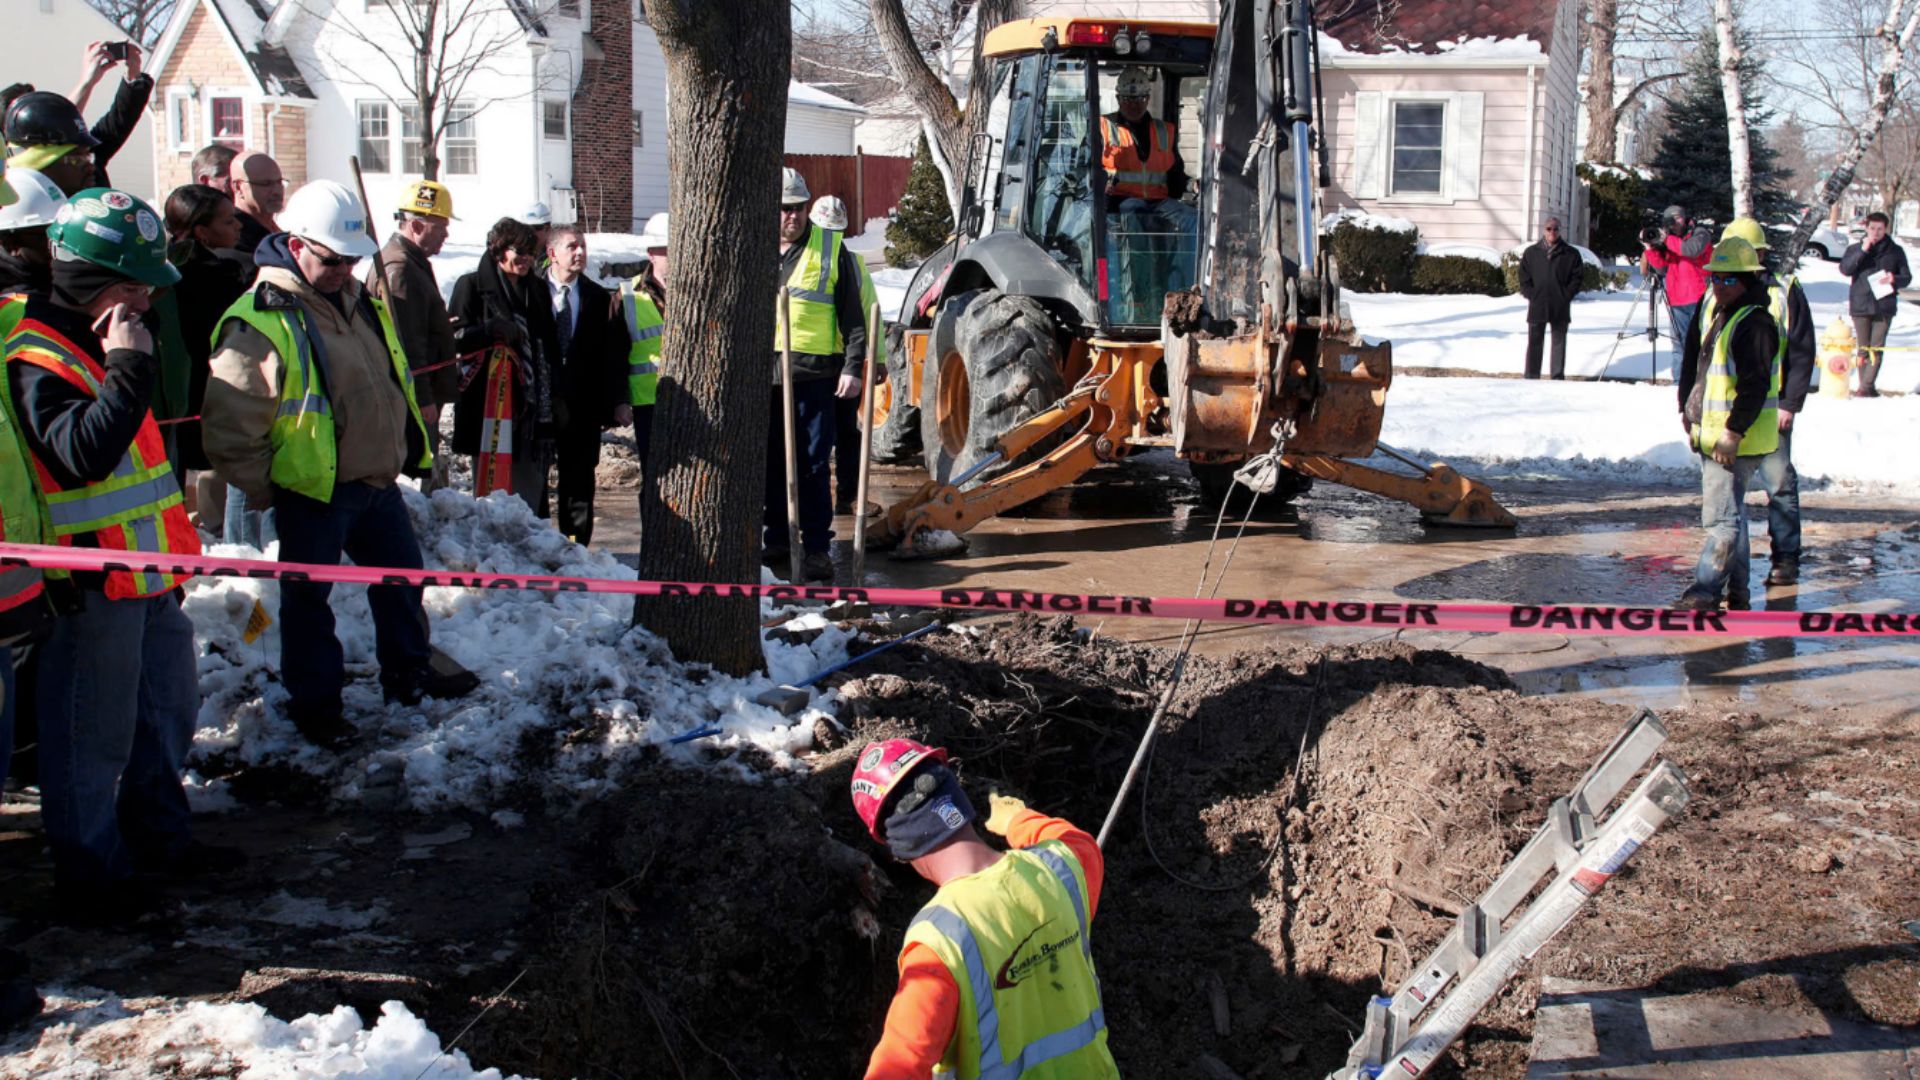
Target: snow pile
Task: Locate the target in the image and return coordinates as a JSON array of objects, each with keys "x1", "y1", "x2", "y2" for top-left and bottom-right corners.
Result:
[
  {"x1": 186, "y1": 486, "x2": 853, "y2": 813},
  {"x1": 1380, "y1": 375, "x2": 1920, "y2": 493},
  {"x1": 4, "y1": 992, "x2": 524, "y2": 1080},
  {"x1": 870, "y1": 265, "x2": 917, "y2": 322},
  {"x1": 1319, "y1": 33, "x2": 1545, "y2": 60},
  {"x1": 1321, "y1": 207, "x2": 1416, "y2": 234}
]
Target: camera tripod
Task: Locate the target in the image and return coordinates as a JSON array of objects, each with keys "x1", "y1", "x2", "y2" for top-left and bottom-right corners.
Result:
[{"x1": 1600, "y1": 267, "x2": 1670, "y2": 382}]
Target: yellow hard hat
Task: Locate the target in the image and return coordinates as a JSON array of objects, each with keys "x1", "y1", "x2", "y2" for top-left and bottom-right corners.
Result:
[
  {"x1": 396, "y1": 179, "x2": 455, "y2": 220},
  {"x1": 1705, "y1": 236, "x2": 1761, "y2": 274},
  {"x1": 1721, "y1": 217, "x2": 1768, "y2": 251}
]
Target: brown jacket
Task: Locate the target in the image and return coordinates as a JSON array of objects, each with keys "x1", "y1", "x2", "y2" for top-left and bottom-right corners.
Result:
[
  {"x1": 377, "y1": 232, "x2": 459, "y2": 407},
  {"x1": 204, "y1": 256, "x2": 414, "y2": 499}
]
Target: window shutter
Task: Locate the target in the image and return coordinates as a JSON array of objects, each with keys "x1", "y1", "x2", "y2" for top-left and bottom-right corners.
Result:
[
  {"x1": 1352, "y1": 91, "x2": 1384, "y2": 199},
  {"x1": 1446, "y1": 91, "x2": 1484, "y2": 201}
]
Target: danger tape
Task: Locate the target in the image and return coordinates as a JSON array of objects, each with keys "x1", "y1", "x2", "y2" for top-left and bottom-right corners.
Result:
[{"x1": 1, "y1": 542, "x2": 1914, "y2": 639}]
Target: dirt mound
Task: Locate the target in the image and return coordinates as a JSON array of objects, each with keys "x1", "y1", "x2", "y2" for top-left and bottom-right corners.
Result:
[{"x1": 596, "y1": 432, "x2": 644, "y2": 487}]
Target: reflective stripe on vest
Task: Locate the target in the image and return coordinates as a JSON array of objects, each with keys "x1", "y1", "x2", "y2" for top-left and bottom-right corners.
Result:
[
  {"x1": 1698, "y1": 304, "x2": 1783, "y2": 458},
  {"x1": 775, "y1": 227, "x2": 843, "y2": 356},
  {"x1": 902, "y1": 842, "x2": 1114, "y2": 1079},
  {"x1": 4, "y1": 318, "x2": 197, "y2": 598},
  {"x1": 215, "y1": 290, "x2": 432, "y2": 503},
  {"x1": 622, "y1": 281, "x2": 663, "y2": 407},
  {"x1": 1101, "y1": 116, "x2": 1175, "y2": 200},
  {"x1": 0, "y1": 295, "x2": 47, "y2": 611}
]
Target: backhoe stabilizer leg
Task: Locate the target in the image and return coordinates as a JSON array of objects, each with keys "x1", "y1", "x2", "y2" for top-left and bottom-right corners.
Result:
[{"x1": 1282, "y1": 453, "x2": 1517, "y2": 529}]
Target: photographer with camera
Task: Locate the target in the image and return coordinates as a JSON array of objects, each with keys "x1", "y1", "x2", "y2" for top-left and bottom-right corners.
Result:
[{"x1": 1642, "y1": 205, "x2": 1714, "y2": 378}]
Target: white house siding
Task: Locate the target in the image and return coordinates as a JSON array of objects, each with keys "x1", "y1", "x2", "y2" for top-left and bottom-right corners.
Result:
[
  {"x1": 281, "y1": 0, "x2": 579, "y2": 244},
  {"x1": 20, "y1": 0, "x2": 156, "y2": 204},
  {"x1": 1323, "y1": 66, "x2": 1545, "y2": 254},
  {"x1": 632, "y1": 20, "x2": 670, "y2": 224},
  {"x1": 785, "y1": 107, "x2": 859, "y2": 156}
]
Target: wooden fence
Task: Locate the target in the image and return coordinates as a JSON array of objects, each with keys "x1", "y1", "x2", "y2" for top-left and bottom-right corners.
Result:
[{"x1": 783, "y1": 151, "x2": 914, "y2": 237}]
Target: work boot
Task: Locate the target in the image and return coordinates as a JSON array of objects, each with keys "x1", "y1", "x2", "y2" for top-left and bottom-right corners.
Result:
[
  {"x1": 1671, "y1": 589, "x2": 1721, "y2": 612},
  {"x1": 287, "y1": 701, "x2": 357, "y2": 750},
  {"x1": 381, "y1": 664, "x2": 481, "y2": 707},
  {"x1": 1726, "y1": 588, "x2": 1752, "y2": 611},
  {"x1": 761, "y1": 544, "x2": 791, "y2": 569},
  {"x1": 1765, "y1": 560, "x2": 1799, "y2": 587},
  {"x1": 800, "y1": 551, "x2": 834, "y2": 583}
]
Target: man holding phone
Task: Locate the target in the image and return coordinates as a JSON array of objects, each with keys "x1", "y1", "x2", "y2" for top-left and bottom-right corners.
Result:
[{"x1": 3, "y1": 187, "x2": 237, "y2": 924}]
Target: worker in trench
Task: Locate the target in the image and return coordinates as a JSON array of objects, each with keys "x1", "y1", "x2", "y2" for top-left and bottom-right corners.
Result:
[{"x1": 852, "y1": 739, "x2": 1119, "y2": 1079}]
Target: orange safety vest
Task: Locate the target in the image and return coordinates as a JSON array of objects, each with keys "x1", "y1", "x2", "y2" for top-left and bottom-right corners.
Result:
[
  {"x1": 5, "y1": 317, "x2": 198, "y2": 599},
  {"x1": 1100, "y1": 115, "x2": 1176, "y2": 200}
]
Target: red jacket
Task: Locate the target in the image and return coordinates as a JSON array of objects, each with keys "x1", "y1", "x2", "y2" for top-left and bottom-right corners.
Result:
[{"x1": 1644, "y1": 227, "x2": 1713, "y2": 307}]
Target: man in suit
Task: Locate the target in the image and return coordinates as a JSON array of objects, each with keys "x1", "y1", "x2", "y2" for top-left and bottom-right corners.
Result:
[{"x1": 545, "y1": 226, "x2": 630, "y2": 544}]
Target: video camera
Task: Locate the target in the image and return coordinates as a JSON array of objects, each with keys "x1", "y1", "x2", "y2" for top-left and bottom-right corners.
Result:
[{"x1": 1638, "y1": 225, "x2": 1665, "y2": 248}]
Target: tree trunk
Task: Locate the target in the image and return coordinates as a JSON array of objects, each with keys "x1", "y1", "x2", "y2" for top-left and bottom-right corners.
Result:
[
  {"x1": 1584, "y1": 0, "x2": 1619, "y2": 162},
  {"x1": 1782, "y1": 0, "x2": 1920, "y2": 264},
  {"x1": 633, "y1": 0, "x2": 788, "y2": 675},
  {"x1": 1710, "y1": 0, "x2": 1753, "y2": 218}
]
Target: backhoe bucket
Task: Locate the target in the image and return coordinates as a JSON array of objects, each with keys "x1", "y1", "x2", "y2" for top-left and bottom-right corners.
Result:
[{"x1": 1163, "y1": 313, "x2": 1392, "y2": 459}]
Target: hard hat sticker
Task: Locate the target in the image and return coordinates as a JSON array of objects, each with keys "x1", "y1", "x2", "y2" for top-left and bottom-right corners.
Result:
[
  {"x1": 933, "y1": 799, "x2": 966, "y2": 828},
  {"x1": 82, "y1": 220, "x2": 123, "y2": 243},
  {"x1": 72, "y1": 197, "x2": 108, "y2": 220},
  {"x1": 135, "y1": 209, "x2": 160, "y2": 242},
  {"x1": 859, "y1": 746, "x2": 883, "y2": 771},
  {"x1": 102, "y1": 191, "x2": 134, "y2": 210}
]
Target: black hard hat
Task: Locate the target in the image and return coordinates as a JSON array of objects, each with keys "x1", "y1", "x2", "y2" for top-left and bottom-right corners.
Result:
[{"x1": 4, "y1": 91, "x2": 99, "y2": 149}]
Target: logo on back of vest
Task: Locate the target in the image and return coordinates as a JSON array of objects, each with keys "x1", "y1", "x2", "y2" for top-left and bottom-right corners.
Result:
[{"x1": 993, "y1": 917, "x2": 1081, "y2": 990}]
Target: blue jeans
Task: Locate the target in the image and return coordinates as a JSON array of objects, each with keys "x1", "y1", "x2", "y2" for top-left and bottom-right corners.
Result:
[
  {"x1": 1667, "y1": 302, "x2": 1699, "y2": 379},
  {"x1": 764, "y1": 380, "x2": 838, "y2": 556},
  {"x1": 1753, "y1": 426, "x2": 1800, "y2": 565},
  {"x1": 1690, "y1": 453, "x2": 1764, "y2": 601},
  {"x1": 224, "y1": 483, "x2": 269, "y2": 548},
  {"x1": 273, "y1": 482, "x2": 432, "y2": 711},
  {"x1": 36, "y1": 593, "x2": 197, "y2": 887}
]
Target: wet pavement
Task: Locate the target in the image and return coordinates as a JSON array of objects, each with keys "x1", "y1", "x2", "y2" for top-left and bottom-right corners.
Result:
[{"x1": 593, "y1": 450, "x2": 1920, "y2": 723}]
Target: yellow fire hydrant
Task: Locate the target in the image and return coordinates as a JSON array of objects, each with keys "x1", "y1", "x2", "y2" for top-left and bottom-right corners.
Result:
[{"x1": 1819, "y1": 316, "x2": 1857, "y2": 400}]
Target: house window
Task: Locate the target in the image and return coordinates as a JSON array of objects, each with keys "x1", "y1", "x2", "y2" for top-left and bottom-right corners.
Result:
[
  {"x1": 357, "y1": 101, "x2": 391, "y2": 173},
  {"x1": 1389, "y1": 101, "x2": 1445, "y2": 196},
  {"x1": 209, "y1": 97, "x2": 245, "y2": 149},
  {"x1": 543, "y1": 100, "x2": 568, "y2": 139},
  {"x1": 400, "y1": 103, "x2": 425, "y2": 174},
  {"x1": 632, "y1": 110, "x2": 643, "y2": 148},
  {"x1": 556, "y1": 0, "x2": 580, "y2": 14},
  {"x1": 444, "y1": 103, "x2": 477, "y2": 174},
  {"x1": 164, "y1": 88, "x2": 193, "y2": 151}
]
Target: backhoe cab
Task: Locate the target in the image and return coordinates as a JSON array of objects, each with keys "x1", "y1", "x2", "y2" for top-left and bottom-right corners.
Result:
[{"x1": 866, "y1": 4, "x2": 1514, "y2": 556}]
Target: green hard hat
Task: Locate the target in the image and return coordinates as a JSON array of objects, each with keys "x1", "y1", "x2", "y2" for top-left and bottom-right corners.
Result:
[{"x1": 45, "y1": 187, "x2": 180, "y2": 287}]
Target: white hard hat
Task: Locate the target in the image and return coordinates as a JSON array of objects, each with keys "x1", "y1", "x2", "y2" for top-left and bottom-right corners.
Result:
[
  {"x1": 1116, "y1": 67, "x2": 1154, "y2": 98},
  {"x1": 809, "y1": 196, "x2": 848, "y2": 232},
  {"x1": 781, "y1": 167, "x2": 810, "y2": 207},
  {"x1": 278, "y1": 179, "x2": 377, "y2": 258},
  {"x1": 0, "y1": 168, "x2": 66, "y2": 231},
  {"x1": 519, "y1": 201, "x2": 553, "y2": 226},
  {"x1": 638, "y1": 211, "x2": 669, "y2": 250}
]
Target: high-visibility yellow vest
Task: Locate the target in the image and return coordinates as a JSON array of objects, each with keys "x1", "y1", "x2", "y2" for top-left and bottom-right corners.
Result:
[
  {"x1": 5, "y1": 313, "x2": 197, "y2": 599},
  {"x1": 1701, "y1": 274, "x2": 1794, "y2": 334},
  {"x1": 621, "y1": 280, "x2": 662, "y2": 406},
  {"x1": 900, "y1": 841, "x2": 1117, "y2": 1080},
  {"x1": 214, "y1": 290, "x2": 432, "y2": 504},
  {"x1": 775, "y1": 226, "x2": 843, "y2": 356},
  {"x1": 0, "y1": 294, "x2": 48, "y2": 620},
  {"x1": 1696, "y1": 304, "x2": 1783, "y2": 458},
  {"x1": 811, "y1": 230, "x2": 890, "y2": 369}
]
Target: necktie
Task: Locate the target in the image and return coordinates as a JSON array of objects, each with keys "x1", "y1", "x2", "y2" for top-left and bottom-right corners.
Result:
[{"x1": 557, "y1": 284, "x2": 572, "y2": 357}]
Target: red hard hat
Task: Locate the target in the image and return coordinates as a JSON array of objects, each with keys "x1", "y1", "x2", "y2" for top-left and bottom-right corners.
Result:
[{"x1": 850, "y1": 738, "x2": 949, "y2": 841}]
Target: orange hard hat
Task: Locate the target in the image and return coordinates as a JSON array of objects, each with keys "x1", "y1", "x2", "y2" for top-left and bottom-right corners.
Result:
[{"x1": 850, "y1": 738, "x2": 948, "y2": 841}]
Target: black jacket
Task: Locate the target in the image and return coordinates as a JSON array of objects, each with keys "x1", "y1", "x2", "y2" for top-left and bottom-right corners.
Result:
[
  {"x1": 1518, "y1": 239, "x2": 1583, "y2": 324},
  {"x1": 547, "y1": 273, "x2": 631, "y2": 432},
  {"x1": 448, "y1": 258, "x2": 559, "y2": 455},
  {"x1": 164, "y1": 240, "x2": 253, "y2": 469},
  {"x1": 1836, "y1": 236, "x2": 1911, "y2": 318},
  {"x1": 1679, "y1": 287, "x2": 1778, "y2": 440},
  {"x1": 87, "y1": 75, "x2": 153, "y2": 189},
  {"x1": 778, "y1": 223, "x2": 868, "y2": 383},
  {"x1": 236, "y1": 211, "x2": 275, "y2": 262},
  {"x1": 1768, "y1": 271, "x2": 1816, "y2": 414}
]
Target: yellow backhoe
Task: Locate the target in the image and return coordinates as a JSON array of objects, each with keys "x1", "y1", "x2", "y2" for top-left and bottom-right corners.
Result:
[{"x1": 865, "y1": 3, "x2": 1515, "y2": 555}]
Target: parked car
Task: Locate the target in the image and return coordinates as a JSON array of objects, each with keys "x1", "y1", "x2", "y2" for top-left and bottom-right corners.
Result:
[{"x1": 1807, "y1": 223, "x2": 1850, "y2": 260}]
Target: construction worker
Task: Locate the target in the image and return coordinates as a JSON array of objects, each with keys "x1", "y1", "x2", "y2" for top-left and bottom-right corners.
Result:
[
  {"x1": 0, "y1": 169, "x2": 64, "y2": 299},
  {"x1": 5, "y1": 186, "x2": 242, "y2": 923},
  {"x1": 228, "y1": 152, "x2": 286, "y2": 257},
  {"x1": 3, "y1": 91, "x2": 100, "y2": 197},
  {"x1": 621, "y1": 211, "x2": 667, "y2": 477},
  {"x1": 518, "y1": 201, "x2": 554, "y2": 268},
  {"x1": 545, "y1": 224, "x2": 630, "y2": 545},
  {"x1": 771, "y1": 168, "x2": 868, "y2": 583},
  {"x1": 379, "y1": 180, "x2": 460, "y2": 492},
  {"x1": 1101, "y1": 68, "x2": 1195, "y2": 224},
  {"x1": 851, "y1": 739, "x2": 1117, "y2": 1079},
  {"x1": 1641, "y1": 205, "x2": 1713, "y2": 379},
  {"x1": 1716, "y1": 218, "x2": 1814, "y2": 589},
  {"x1": 807, "y1": 194, "x2": 887, "y2": 515},
  {"x1": 1675, "y1": 236, "x2": 1781, "y2": 612},
  {"x1": 203, "y1": 180, "x2": 476, "y2": 750}
]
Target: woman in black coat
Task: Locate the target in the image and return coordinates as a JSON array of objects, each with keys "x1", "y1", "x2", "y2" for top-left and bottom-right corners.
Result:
[
  {"x1": 447, "y1": 217, "x2": 559, "y2": 511},
  {"x1": 161, "y1": 184, "x2": 252, "y2": 472}
]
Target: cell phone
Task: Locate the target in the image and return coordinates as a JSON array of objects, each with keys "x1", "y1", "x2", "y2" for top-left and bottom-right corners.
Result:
[{"x1": 105, "y1": 41, "x2": 131, "y2": 61}]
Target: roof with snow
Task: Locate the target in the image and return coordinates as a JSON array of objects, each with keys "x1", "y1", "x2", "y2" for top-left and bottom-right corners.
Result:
[
  {"x1": 789, "y1": 81, "x2": 869, "y2": 117},
  {"x1": 1318, "y1": 0, "x2": 1558, "y2": 57},
  {"x1": 150, "y1": 0, "x2": 316, "y2": 100}
]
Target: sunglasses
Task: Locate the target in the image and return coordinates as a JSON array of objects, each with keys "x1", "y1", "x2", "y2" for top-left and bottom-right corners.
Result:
[
  {"x1": 58, "y1": 149, "x2": 94, "y2": 168},
  {"x1": 1710, "y1": 274, "x2": 1742, "y2": 286},
  {"x1": 301, "y1": 243, "x2": 359, "y2": 268}
]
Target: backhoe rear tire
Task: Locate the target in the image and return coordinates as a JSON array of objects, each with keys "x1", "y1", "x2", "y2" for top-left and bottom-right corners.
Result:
[
  {"x1": 1189, "y1": 460, "x2": 1313, "y2": 508},
  {"x1": 919, "y1": 290, "x2": 1067, "y2": 486},
  {"x1": 871, "y1": 323, "x2": 921, "y2": 464}
]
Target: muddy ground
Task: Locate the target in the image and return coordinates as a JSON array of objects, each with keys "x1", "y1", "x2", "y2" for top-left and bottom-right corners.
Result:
[{"x1": 5, "y1": 608, "x2": 1915, "y2": 1079}]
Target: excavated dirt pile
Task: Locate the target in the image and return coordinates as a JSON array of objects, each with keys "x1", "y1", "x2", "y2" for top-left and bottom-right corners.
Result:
[{"x1": 480, "y1": 614, "x2": 1679, "y2": 1079}]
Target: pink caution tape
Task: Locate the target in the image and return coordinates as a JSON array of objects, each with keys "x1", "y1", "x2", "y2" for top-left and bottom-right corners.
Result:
[{"x1": 1, "y1": 542, "x2": 1913, "y2": 639}]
